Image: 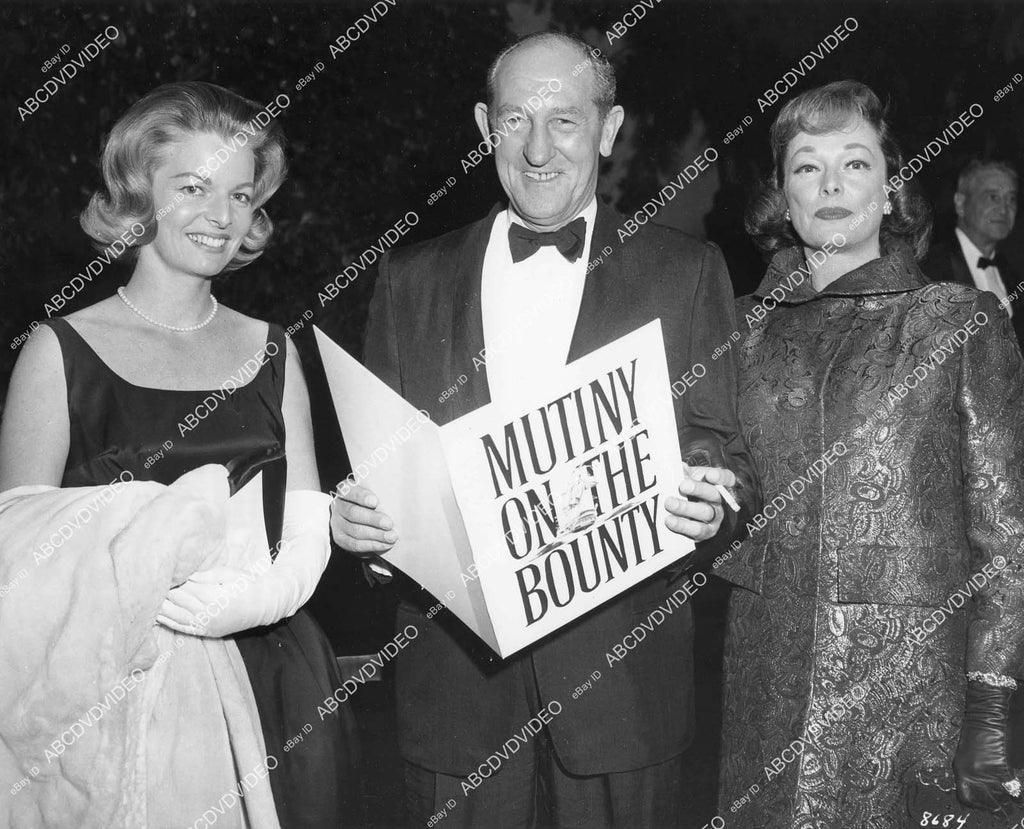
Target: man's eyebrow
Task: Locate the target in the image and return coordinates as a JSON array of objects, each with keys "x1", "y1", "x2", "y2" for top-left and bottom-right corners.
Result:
[
  {"x1": 495, "y1": 104, "x2": 531, "y2": 116},
  {"x1": 494, "y1": 103, "x2": 585, "y2": 118}
]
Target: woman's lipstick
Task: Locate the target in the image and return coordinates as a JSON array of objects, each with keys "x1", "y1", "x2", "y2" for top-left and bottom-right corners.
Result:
[{"x1": 815, "y1": 207, "x2": 853, "y2": 219}]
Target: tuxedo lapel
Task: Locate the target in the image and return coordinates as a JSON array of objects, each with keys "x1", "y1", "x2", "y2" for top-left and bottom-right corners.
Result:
[
  {"x1": 567, "y1": 202, "x2": 626, "y2": 363},
  {"x1": 448, "y1": 203, "x2": 501, "y2": 420},
  {"x1": 999, "y1": 260, "x2": 1024, "y2": 350},
  {"x1": 950, "y1": 240, "x2": 975, "y2": 287},
  {"x1": 1002, "y1": 259, "x2": 1024, "y2": 300}
]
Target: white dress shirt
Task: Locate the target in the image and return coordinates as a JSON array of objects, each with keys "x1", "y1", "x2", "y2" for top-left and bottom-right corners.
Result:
[
  {"x1": 955, "y1": 227, "x2": 1012, "y2": 317},
  {"x1": 480, "y1": 198, "x2": 598, "y2": 406}
]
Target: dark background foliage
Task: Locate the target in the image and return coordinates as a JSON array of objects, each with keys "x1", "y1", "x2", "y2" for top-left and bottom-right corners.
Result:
[
  {"x1": 4, "y1": 0, "x2": 1024, "y2": 391},
  {"x1": 3, "y1": 2, "x2": 1024, "y2": 822}
]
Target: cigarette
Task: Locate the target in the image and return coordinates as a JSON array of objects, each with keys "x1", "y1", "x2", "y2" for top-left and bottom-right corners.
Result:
[
  {"x1": 682, "y1": 462, "x2": 740, "y2": 512},
  {"x1": 716, "y1": 484, "x2": 740, "y2": 512}
]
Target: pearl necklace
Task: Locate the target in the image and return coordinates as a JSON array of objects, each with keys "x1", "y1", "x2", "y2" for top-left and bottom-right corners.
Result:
[{"x1": 117, "y1": 286, "x2": 218, "y2": 332}]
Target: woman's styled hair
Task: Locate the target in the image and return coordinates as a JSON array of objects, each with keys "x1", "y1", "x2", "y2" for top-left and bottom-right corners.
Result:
[
  {"x1": 745, "y1": 80, "x2": 931, "y2": 260},
  {"x1": 80, "y1": 81, "x2": 287, "y2": 271}
]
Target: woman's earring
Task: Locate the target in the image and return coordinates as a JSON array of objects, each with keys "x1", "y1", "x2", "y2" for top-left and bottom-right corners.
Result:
[
  {"x1": 883, "y1": 200, "x2": 892, "y2": 215},
  {"x1": 785, "y1": 209, "x2": 791, "y2": 222}
]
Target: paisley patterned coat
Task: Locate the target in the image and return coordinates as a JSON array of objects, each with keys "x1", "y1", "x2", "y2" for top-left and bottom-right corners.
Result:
[{"x1": 716, "y1": 245, "x2": 1024, "y2": 828}]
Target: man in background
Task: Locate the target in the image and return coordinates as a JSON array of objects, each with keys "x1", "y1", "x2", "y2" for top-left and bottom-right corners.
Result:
[{"x1": 923, "y1": 158, "x2": 1023, "y2": 351}]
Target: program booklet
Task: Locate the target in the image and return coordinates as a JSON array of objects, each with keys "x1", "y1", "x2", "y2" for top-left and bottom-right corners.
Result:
[{"x1": 315, "y1": 319, "x2": 693, "y2": 658}]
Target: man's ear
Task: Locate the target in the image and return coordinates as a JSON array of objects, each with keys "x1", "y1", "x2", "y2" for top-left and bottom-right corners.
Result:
[
  {"x1": 954, "y1": 191, "x2": 966, "y2": 221},
  {"x1": 474, "y1": 103, "x2": 491, "y2": 146},
  {"x1": 599, "y1": 105, "x2": 625, "y2": 157}
]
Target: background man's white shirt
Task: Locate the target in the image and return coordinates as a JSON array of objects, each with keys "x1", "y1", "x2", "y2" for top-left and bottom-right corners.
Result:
[
  {"x1": 480, "y1": 198, "x2": 598, "y2": 405},
  {"x1": 956, "y1": 226, "x2": 1012, "y2": 317}
]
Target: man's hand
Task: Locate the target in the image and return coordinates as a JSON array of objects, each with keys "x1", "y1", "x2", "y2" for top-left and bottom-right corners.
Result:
[
  {"x1": 663, "y1": 465, "x2": 736, "y2": 542},
  {"x1": 330, "y1": 483, "x2": 398, "y2": 558}
]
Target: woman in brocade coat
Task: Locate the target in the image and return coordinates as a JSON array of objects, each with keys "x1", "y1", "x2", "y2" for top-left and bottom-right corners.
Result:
[{"x1": 717, "y1": 80, "x2": 1024, "y2": 828}]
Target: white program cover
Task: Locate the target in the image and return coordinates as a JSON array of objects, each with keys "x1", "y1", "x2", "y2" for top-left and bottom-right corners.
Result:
[{"x1": 315, "y1": 319, "x2": 692, "y2": 658}]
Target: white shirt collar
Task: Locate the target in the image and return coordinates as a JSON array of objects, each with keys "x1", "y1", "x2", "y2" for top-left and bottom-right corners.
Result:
[{"x1": 955, "y1": 226, "x2": 994, "y2": 268}]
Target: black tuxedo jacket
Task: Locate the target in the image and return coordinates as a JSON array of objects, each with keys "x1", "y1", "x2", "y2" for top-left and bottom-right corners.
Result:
[
  {"x1": 354, "y1": 201, "x2": 758, "y2": 775},
  {"x1": 920, "y1": 233, "x2": 1024, "y2": 352}
]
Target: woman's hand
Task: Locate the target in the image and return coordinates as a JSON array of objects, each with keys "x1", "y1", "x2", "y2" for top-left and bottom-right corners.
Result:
[
  {"x1": 663, "y1": 465, "x2": 736, "y2": 542},
  {"x1": 953, "y1": 680, "x2": 1023, "y2": 815},
  {"x1": 157, "y1": 565, "x2": 265, "y2": 637},
  {"x1": 330, "y1": 483, "x2": 397, "y2": 558}
]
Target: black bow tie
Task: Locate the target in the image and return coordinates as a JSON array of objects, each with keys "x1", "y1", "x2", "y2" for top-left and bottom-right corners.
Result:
[
  {"x1": 978, "y1": 253, "x2": 1006, "y2": 270},
  {"x1": 508, "y1": 217, "x2": 586, "y2": 264}
]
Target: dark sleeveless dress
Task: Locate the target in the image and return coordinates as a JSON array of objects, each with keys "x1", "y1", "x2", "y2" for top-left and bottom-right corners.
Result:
[{"x1": 45, "y1": 317, "x2": 357, "y2": 828}]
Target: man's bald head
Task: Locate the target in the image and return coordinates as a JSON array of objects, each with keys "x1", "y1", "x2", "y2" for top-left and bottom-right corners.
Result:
[{"x1": 486, "y1": 32, "x2": 616, "y2": 123}]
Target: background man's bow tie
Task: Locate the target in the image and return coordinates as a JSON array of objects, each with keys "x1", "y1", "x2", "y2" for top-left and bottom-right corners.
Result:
[
  {"x1": 508, "y1": 217, "x2": 586, "y2": 264},
  {"x1": 978, "y1": 253, "x2": 1007, "y2": 270}
]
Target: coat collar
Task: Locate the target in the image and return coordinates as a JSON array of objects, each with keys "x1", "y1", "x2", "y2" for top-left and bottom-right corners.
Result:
[
  {"x1": 448, "y1": 202, "x2": 503, "y2": 419},
  {"x1": 753, "y1": 242, "x2": 928, "y2": 304},
  {"x1": 567, "y1": 200, "x2": 626, "y2": 361}
]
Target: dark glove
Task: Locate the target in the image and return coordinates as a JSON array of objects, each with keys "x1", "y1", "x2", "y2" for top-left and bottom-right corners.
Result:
[{"x1": 953, "y1": 680, "x2": 1024, "y2": 815}]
